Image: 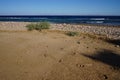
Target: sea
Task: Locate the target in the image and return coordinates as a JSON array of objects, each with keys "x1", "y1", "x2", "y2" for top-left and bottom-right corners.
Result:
[{"x1": 0, "y1": 15, "x2": 120, "y2": 26}]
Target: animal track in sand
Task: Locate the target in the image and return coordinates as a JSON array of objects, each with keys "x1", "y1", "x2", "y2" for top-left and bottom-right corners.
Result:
[
  {"x1": 76, "y1": 63, "x2": 93, "y2": 68},
  {"x1": 58, "y1": 59, "x2": 63, "y2": 63},
  {"x1": 43, "y1": 54, "x2": 47, "y2": 57}
]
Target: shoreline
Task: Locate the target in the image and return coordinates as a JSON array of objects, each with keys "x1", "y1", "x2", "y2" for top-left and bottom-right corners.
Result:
[{"x1": 0, "y1": 22, "x2": 120, "y2": 39}]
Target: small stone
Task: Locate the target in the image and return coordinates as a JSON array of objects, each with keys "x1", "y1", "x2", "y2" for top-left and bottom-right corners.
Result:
[
  {"x1": 76, "y1": 64, "x2": 84, "y2": 68},
  {"x1": 87, "y1": 47, "x2": 89, "y2": 48},
  {"x1": 83, "y1": 37, "x2": 86, "y2": 39},
  {"x1": 77, "y1": 41, "x2": 80, "y2": 44},
  {"x1": 60, "y1": 48, "x2": 64, "y2": 50},
  {"x1": 73, "y1": 52, "x2": 77, "y2": 55},
  {"x1": 80, "y1": 65, "x2": 84, "y2": 67},
  {"x1": 59, "y1": 59, "x2": 62, "y2": 63},
  {"x1": 95, "y1": 48, "x2": 97, "y2": 50},
  {"x1": 103, "y1": 75, "x2": 108, "y2": 79},
  {"x1": 115, "y1": 45, "x2": 120, "y2": 48},
  {"x1": 44, "y1": 54, "x2": 47, "y2": 57}
]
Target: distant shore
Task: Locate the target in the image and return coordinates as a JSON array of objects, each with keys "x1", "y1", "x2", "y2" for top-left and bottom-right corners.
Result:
[{"x1": 0, "y1": 22, "x2": 120, "y2": 39}]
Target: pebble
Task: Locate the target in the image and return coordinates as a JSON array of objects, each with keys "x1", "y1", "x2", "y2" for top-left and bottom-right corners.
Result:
[
  {"x1": 83, "y1": 37, "x2": 86, "y2": 39},
  {"x1": 95, "y1": 48, "x2": 97, "y2": 50},
  {"x1": 87, "y1": 47, "x2": 89, "y2": 48},
  {"x1": 51, "y1": 23, "x2": 120, "y2": 40},
  {"x1": 0, "y1": 22, "x2": 120, "y2": 39},
  {"x1": 76, "y1": 63, "x2": 93, "y2": 68},
  {"x1": 103, "y1": 75, "x2": 108, "y2": 79},
  {"x1": 44, "y1": 54, "x2": 47, "y2": 57},
  {"x1": 77, "y1": 41, "x2": 80, "y2": 44},
  {"x1": 60, "y1": 48, "x2": 64, "y2": 50},
  {"x1": 72, "y1": 52, "x2": 77, "y2": 55},
  {"x1": 76, "y1": 64, "x2": 85, "y2": 68},
  {"x1": 58, "y1": 59, "x2": 62, "y2": 63},
  {"x1": 115, "y1": 45, "x2": 120, "y2": 48}
]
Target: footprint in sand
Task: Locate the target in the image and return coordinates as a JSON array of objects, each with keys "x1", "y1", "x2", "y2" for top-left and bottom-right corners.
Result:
[
  {"x1": 95, "y1": 48, "x2": 97, "y2": 50},
  {"x1": 16, "y1": 59, "x2": 23, "y2": 65},
  {"x1": 77, "y1": 41, "x2": 80, "y2": 44},
  {"x1": 76, "y1": 63, "x2": 93, "y2": 68},
  {"x1": 43, "y1": 54, "x2": 47, "y2": 57},
  {"x1": 58, "y1": 59, "x2": 63, "y2": 63},
  {"x1": 76, "y1": 64, "x2": 85, "y2": 68},
  {"x1": 71, "y1": 52, "x2": 77, "y2": 55},
  {"x1": 60, "y1": 48, "x2": 64, "y2": 50},
  {"x1": 86, "y1": 47, "x2": 89, "y2": 48}
]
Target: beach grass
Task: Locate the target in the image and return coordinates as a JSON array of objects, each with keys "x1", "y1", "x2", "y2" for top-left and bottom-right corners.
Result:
[
  {"x1": 26, "y1": 22, "x2": 50, "y2": 31},
  {"x1": 26, "y1": 23, "x2": 36, "y2": 31},
  {"x1": 66, "y1": 31, "x2": 79, "y2": 36}
]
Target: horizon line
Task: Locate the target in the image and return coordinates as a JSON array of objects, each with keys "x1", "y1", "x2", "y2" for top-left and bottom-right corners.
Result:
[{"x1": 0, "y1": 14, "x2": 120, "y2": 16}]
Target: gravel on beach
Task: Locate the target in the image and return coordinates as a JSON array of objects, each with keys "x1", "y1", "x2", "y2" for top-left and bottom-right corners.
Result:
[{"x1": 0, "y1": 22, "x2": 120, "y2": 39}]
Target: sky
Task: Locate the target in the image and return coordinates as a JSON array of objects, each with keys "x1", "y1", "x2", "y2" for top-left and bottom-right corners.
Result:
[{"x1": 0, "y1": 0, "x2": 120, "y2": 15}]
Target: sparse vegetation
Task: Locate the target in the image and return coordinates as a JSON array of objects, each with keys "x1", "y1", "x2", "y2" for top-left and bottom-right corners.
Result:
[
  {"x1": 66, "y1": 31, "x2": 79, "y2": 36},
  {"x1": 26, "y1": 22, "x2": 50, "y2": 31},
  {"x1": 26, "y1": 24, "x2": 35, "y2": 31},
  {"x1": 35, "y1": 22, "x2": 50, "y2": 31}
]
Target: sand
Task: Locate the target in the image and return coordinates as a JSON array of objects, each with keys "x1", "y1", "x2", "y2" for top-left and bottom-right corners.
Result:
[{"x1": 0, "y1": 30, "x2": 120, "y2": 80}]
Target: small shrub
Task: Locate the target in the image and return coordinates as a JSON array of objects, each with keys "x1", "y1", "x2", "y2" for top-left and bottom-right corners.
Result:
[
  {"x1": 26, "y1": 24, "x2": 35, "y2": 31},
  {"x1": 40, "y1": 22, "x2": 50, "y2": 29},
  {"x1": 26, "y1": 22, "x2": 50, "y2": 31},
  {"x1": 66, "y1": 31, "x2": 79, "y2": 36},
  {"x1": 35, "y1": 23, "x2": 42, "y2": 31},
  {"x1": 35, "y1": 22, "x2": 50, "y2": 31}
]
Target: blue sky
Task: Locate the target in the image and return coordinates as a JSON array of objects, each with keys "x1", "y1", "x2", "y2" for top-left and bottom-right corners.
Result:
[{"x1": 0, "y1": 0, "x2": 120, "y2": 15}]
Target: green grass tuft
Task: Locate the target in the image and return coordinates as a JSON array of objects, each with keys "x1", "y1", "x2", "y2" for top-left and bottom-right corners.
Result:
[
  {"x1": 26, "y1": 24, "x2": 36, "y2": 31},
  {"x1": 66, "y1": 31, "x2": 79, "y2": 36},
  {"x1": 26, "y1": 22, "x2": 50, "y2": 31}
]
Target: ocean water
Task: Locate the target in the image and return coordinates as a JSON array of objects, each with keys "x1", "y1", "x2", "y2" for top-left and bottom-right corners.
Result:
[{"x1": 0, "y1": 15, "x2": 120, "y2": 26}]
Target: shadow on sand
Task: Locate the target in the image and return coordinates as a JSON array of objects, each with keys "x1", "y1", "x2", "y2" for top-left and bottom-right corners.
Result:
[
  {"x1": 82, "y1": 49, "x2": 120, "y2": 68},
  {"x1": 105, "y1": 39, "x2": 120, "y2": 45}
]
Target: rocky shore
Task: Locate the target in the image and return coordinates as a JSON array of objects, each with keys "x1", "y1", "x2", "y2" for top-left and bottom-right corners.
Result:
[
  {"x1": 0, "y1": 22, "x2": 29, "y2": 31},
  {"x1": 0, "y1": 22, "x2": 120, "y2": 39},
  {"x1": 51, "y1": 24, "x2": 120, "y2": 39}
]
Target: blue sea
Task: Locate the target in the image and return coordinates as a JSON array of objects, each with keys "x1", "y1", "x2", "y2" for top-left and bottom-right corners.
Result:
[{"x1": 0, "y1": 15, "x2": 120, "y2": 26}]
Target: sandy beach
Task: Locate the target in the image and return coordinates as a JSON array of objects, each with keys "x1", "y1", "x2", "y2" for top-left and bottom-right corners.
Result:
[{"x1": 0, "y1": 22, "x2": 120, "y2": 80}]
